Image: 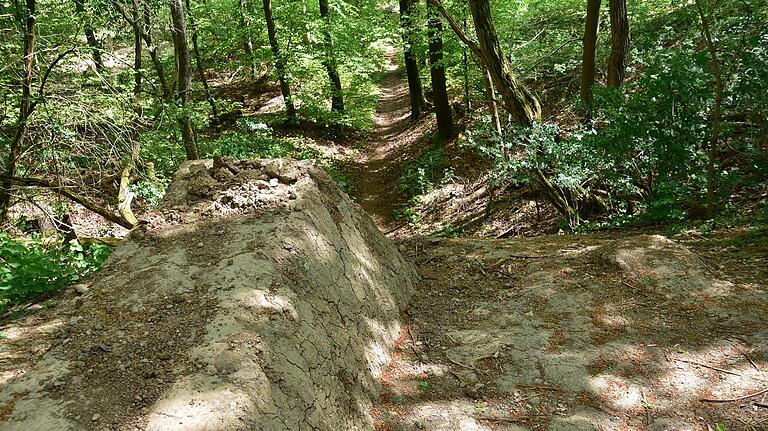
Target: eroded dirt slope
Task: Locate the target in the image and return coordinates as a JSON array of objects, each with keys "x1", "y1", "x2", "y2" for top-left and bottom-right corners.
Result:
[{"x1": 0, "y1": 158, "x2": 418, "y2": 431}]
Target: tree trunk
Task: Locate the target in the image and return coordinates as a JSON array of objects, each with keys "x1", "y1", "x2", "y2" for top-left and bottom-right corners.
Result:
[
  {"x1": 462, "y1": 17, "x2": 470, "y2": 111},
  {"x1": 580, "y1": 0, "x2": 601, "y2": 108},
  {"x1": 695, "y1": 0, "x2": 722, "y2": 218},
  {"x1": 132, "y1": 0, "x2": 143, "y2": 114},
  {"x1": 169, "y1": 0, "x2": 199, "y2": 160},
  {"x1": 607, "y1": 0, "x2": 629, "y2": 87},
  {"x1": 74, "y1": 0, "x2": 103, "y2": 70},
  {"x1": 319, "y1": 0, "x2": 344, "y2": 112},
  {"x1": 262, "y1": 0, "x2": 297, "y2": 122},
  {"x1": 469, "y1": 0, "x2": 541, "y2": 125},
  {"x1": 482, "y1": 67, "x2": 502, "y2": 135},
  {"x1": 0, "y1": 0, "x2": 36, "y2": 221},
  {"x1": 399, "y1": 0, "x2": 426, "y2": 120},
  {"x1": 185, "y1": 0, "x2": 219, "y2": 119},
  {"x1": 427, "y1": 1, "x2": 453, "y2": 140},
  {"x1": 239, "y1": 0, "x2": 257, "y2": 79},
  {"x1": 142, "y1": 3, "x2": 172, "y2": 99}
]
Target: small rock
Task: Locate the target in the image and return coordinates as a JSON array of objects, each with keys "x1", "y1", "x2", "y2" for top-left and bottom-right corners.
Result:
[
  {"x1": 91, "y1": 414, "x2": 100, "y2": 422},
  {"x1": 269, "y1": 178, "x2": 279, "y2": 187},
  {"x1": 74, "y1": 284, "x2": 90, "y2": 295}
]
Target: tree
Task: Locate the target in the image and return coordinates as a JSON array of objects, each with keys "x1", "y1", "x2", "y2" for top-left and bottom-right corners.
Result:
[
  {"x1": 239, "y1": 0, "x2": 257, "y2": 79},
  {"x1": 0, "y1": 0, "x2": 37, "y2": 221},
  {"x1": 427, "y1": 1, "x2": 453, "y2": 140},
  {"x1": 607, "y1": 0, "x2": 629, "y2": 87},
  {"x1": 169, "y1": 0, "x2": 199, "y2": 160},
  {"x1": 74, "y1": 0, "x2": 104, "y2": 70},
  {"x1": 319, "y1": 0, "x2": 344, "y2": 112},
  {"x1": 185, "y1": 0, "x2": 219, "y2": 119},
  {"x1": 263, "y1": 0, "x2": 297, "y2": 122},
  {"x1": 580, "y1": 0, "x2": 601, "y2": 108},
  {"x1": 400, "y1": 0, "x2": 426, "y2": 120},
  {"x1": 142, "y1": 3, "x2": 172, "y2": 100},
  {"x1": 468, "y1": 0, "x2": 541, "y2": 125}
]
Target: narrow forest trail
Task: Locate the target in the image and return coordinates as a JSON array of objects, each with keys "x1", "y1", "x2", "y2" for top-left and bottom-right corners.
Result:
[{"x1": 345, "y1": 47, "x2": 435, "y2": 232}]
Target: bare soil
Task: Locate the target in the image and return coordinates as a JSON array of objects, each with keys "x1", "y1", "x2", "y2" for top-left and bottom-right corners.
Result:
[{"x1": 373, "y1": 232, "x2": 768, "y2": 431}]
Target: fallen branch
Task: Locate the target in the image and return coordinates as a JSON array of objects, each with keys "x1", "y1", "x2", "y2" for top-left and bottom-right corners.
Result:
[
  {"x1": 0, "y1": 174, "x2": 136, "y2": 229},
  {"x1": 700, "y1": 387, "x2": 768, "y2": 403}
]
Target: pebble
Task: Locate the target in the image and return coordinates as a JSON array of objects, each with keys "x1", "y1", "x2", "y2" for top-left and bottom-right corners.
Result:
[
  {"x1": 74, "y1": 284, "x2": 90, "y2": 295},
  {"x1": 91, "y1": 414, "x2": 100, "y2": 422}
]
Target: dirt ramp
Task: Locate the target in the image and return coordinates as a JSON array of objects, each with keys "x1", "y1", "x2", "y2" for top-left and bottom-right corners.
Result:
[{"x1": 0, "y1": 158, "x2": 417, "y2": 431}]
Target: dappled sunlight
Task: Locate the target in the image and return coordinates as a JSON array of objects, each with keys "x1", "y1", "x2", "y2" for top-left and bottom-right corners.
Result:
[
  {"x1": 588, "y1": 374, "x2": 645, "y2": 412},
  {"x1": 146, "y1": 383, "x2": 257, "y2": 431}
]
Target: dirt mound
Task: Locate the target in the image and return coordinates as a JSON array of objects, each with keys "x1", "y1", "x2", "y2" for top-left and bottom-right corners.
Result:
[{"x1": 0, "y1": 158, "x2": 417, "y2": 430}]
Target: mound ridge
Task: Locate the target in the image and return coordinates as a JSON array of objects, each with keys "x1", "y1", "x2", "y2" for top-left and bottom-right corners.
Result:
[{"x1": 1, "y1": 158, "x2": 417, "y2": 431}]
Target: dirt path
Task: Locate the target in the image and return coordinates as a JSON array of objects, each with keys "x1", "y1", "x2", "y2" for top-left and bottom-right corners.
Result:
[{"x1": 345, "y1": 47, "x2": 435, "y2": 231}]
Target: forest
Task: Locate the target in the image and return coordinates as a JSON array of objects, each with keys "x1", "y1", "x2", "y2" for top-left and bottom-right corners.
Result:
[
  {"x1": 0, "y1": 0, "x2": 767, "y2": 428},
  {"x1": 0, "y1": 0, "x2": 765, "y2": 303}
]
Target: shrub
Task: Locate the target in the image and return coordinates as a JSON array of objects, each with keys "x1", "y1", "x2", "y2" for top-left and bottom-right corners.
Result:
[{"x1": 0, "y1": 234, "x2": 112, "y2": 311}]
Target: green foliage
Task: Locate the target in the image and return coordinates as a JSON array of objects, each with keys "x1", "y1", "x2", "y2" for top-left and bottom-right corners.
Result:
[
  {"x1": 396, "y1": 145, "x2": 447, "y2": 198},
  {"x1": 0, "y1": 234, "x2": 112, "y2": 311}
]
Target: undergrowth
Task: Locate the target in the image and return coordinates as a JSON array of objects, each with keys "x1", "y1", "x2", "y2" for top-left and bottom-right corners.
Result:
[{"x1": 0, "y1": 233, "x2": 112, "y2": 313}]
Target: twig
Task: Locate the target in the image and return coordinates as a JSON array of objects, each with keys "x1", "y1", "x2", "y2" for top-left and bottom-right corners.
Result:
[
  {"x1": 677, "y1": 358, "x2": 763, "y2": 381},
  {"x1": 700, "y1": 387, "x2": 768, "y2": 403},
  {"x1": 446, "y1": 354, "x2": 480, "y2": 372},
  {"x1": 754, "y1": 402, "x2": 768, "y2": 408}
]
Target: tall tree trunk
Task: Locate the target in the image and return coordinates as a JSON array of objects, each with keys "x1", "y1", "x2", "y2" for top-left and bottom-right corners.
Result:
[
  {"x1": 142, "y1": 4, "x2": 172, "y2": 99},
  {"x1": 462, "y1": 16, "x2": 470, "y2": 111},
  {"x1": 262, "y1": 0, "x2": 297, "y2": 122},
  {"x1": 695, "y1": 0, "x2": 722, "y2": 218},
  {"x1": 469, "y1": 0, "x2": 541, "y2": 125},
  {"x1": 399, "y1": 0, "x2": 426, "y2": 120},
  {"x1": 580, "y1": 0, "x2": 601, "y2": 108},
  {"x1": 169, "y1": 0, "x2": 199, "y2": 160},
  {"x1": 185, "y1": 0, "x2": 219, "y2": 119},
  {"x1": 0, "y1": 0, "x2": 36, "y2": 221},
  {"x1": 607, "y1": 0, "x2": 628, "y2": 87},
  {"x1": 319, "y1": 0, "x2": 344, "y2": 112},
  {"x1": 427, "y1": 1, "x2": 453, "y2": 140},
  {"x1": 131, "y1": 0, "x2": 143, "y2": 114},
  {"x1": 74, "y1": 0, "x2": 103, "y2": 70},
  {"x1": 239, "y1": 0, "x2": 257, "y2": 79}
]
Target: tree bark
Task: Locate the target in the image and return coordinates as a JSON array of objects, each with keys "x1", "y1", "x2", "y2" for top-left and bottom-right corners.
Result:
[
  {"x1": 262, "y1": 0, "x2": 297, "y2": 122},
  {"x1": 319, "y1": 0, "x2": 344, "y2": 112},
  {"x1": 607, "y1": 0, "x2": 629, "y2": 87},
  {"x1": 185, "y1": 0, "x2": 219, "y2": 119},
  {"x1": 580, "y1": 0, "x2": 601, "y2": 108},
  {"x1": 74, "y1": 0, "x2": 103, "y2": 70},
  {"x1": 427, "y1": 1, "x2": 453, "y2": 140},
  {"x1": 169, "y1": 0, "x2": 199, "y2": 160},
  {"x1": 399, "y1": 0, "x2": 426, "y2": 120},
  {"x1": 0, "y1": 0, "x2": 36, "y2": 222},
  {"x1": 468, "y1": 0, "x2": 541, "y2": 125}
]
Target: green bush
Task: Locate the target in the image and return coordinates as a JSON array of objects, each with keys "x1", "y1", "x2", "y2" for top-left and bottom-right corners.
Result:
[{"x1": 0, "y1": 234, "x2": 112, "y2": 311}]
